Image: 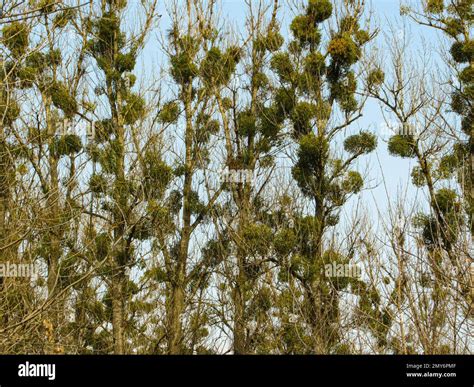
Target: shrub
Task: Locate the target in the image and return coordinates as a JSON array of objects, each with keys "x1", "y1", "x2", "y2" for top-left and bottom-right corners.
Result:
[
  {"x1": 344, "y1": 131, "x2": 377, "y2": 155},
  {"x1": 53, "y1": 134, "x2": 82, "y2": 157},
  {"x1": 387, "y1": 134, "x2": 416, "y2": 158},
  {"x1": 425, "y1": 0, "x2": 444, "y2": 14},
  {"x1": 450, "y1": 40, "x2": 474, "y2": 63},
  {"x1": 307, "y1": 0, "x2": 333, "y2": 23},
  {"x1": 328, "y1": 34, "x2": 361, "y2": 65},
  {"x1": 367, "y1": 68, "x2": 385, "y2": 88},
  {"x1": 159, "y1": 102, "x2": 180, "y2": 124},
  {"x1": 2, "y1": 22, "x2": 29, "y2": 57},
  {"x1": 290, "y1": 16, "x2": 321, "y2": 46},
  {"x1": 342, "y1": 171, "x2": 363, "y2": 193},
  {"x1": 89, "y1": 173, "x2": 108, "y2": 194},
  {"x1": 49, "y1": 81, "x2": 77, "y2": 118}
]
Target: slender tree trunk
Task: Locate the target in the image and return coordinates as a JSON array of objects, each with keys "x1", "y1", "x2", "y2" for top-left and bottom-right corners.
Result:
[
  {"x1": 233, "y1": 222, "x2": 248, "y2": 354},
  {"x1": 167, "y1": 85, "x2": 193, "y2": 354},
  {"x1": 110, "y1": 0, "x2": 127, "y2": 353},
  {"x1": 45, "y1": 103, "x2": 62, "y2": 354},
  {"x1": 111, "y1": 271, "x2": 125, "y2": 354},
  {"x1": 111, "y1": 114, "x2": 126, "y2": 355}
]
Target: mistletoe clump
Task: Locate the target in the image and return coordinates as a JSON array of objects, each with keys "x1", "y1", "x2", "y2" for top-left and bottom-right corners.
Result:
[
  {"x1": 330, "y1": 71, "x2": 358, "y2": 112},
  {"x1": 274, "y1": 228, "x2": 297, "y2": 257},
  {"x1": 438, "y1": 155, "x2": 456, "y2": 179},
  {"x1": 412, "y1": 188, "x2": 462, "y2": 250},
  {"x1": 290, "y1": 16, "x2": 321, "y2": 47},
  {"x1": 170, "y1": 52, "x2": 198, "y2": 84},
  {"x1": 242, "y1": 223, "x2": 273, "y2": 256},
  {"x1": 15, "y1": 66, "x2": 36, "y2": 88},
  {"x1": 133, "y1": 218, "x2": 154, "y2": 241},
  {"x1": 159, "y1": 102, "x2": 180, "y2": 124},
  {"x1": 354, "y1": 29, "x2": 371, "y2": 45},
  {"x1": 304, "y1": 52, "x2": 326, "y2": 77},
  {"x1": 292, "y1": 133, "x2": 329, "y2": 195},
  {"x1": 122, "y1": 93, "x2": 146, "y2": 125},
  {"x1": 415, "y1": 216, "x2": 460, "y2": 251},
  {"x1": 26, "y1": 51, "x2": 49, "y2": 69},
  {"x1": 94, "y1": 119, "x2": 115, "y2": 143},
  {"x1": 116, "y1": 52, "x2": 136, "y2": 73},
  {"x1": 254, "y1": 28, "x2": 285, "y2": 53},
  {"x1": 168, "y1": 34, "x2": 201, "y2": 85},
  {"x1": 459, "y1": 65, "x2": 474, "y2": 84},
  {"x1": 89, "y1": 12, "x2": 125, "y2": 59},
  {"x1": 48, "y1": 49, "x2": 62, "y2": 67},
  {"x1": 99, "y1": 140, "x2": 121, "y2": 174},
  {"x1": 307, "y1": 0, "x2": 333, "y2": 23},
  {"x1": 434, "y1": 188, "x2": 461, "y2": 214},
  {"x1": 53, "y1": 8, "x2": 76, "y2": 29},
  {"x1": 258, "y1": 105, "x2": 284, "y2": 139},
  {"x1": 142, "y1": 151, "x2": 173, "y2": 200},
  {"x1": 196, "y1": 113, "x2": 220, "y2": 141},
  {"x1": 270, "y1": 52, "x2": 295, "y2": 84},
  {"x1": 367, "y1": 68, "x2": 385, "y2": 89},
  {"x1": 411, "y1": 166, "x2": 427, "y2": 187},
  {"x1": 202, "y1": 239, "x2": 228, "y2": 268},
  {"x1": 450, "y1": 91, "x2": 469, "y2": 115},
  {"x1": 263, "y1": 29, "x2": 285, "y2": 52},
  {"x1": 342, "y1": 171, "x2": 364, "y2": 194},
  {"x1": 52, "y1": 134, "x2": 82, "y2": 157},
  {"x1": 343, "y1": 131, "x2": 377, "y2": 155},
  {"x1": 237, "y1": 110, "x2": 257, "y2": 137},
  {"x1": 328, "y1": 34, "x2": 361, "y2": 66},
  {"x1": 200, "y1": 46, "x2": 241, "y2": 86},
  {"x1": 339, "y1": 16, "x2": 359, "y2": 33},
  {"x1": 450, "y1": 40, "x2": 474, "y2": 63},
  {"x1": 274, "y1": 88, "x2": 296, "y2": 116},
  {"x1": 291, "y1": 102, "x2": 317, "y2": 137},
  {"x1": 89, "y1": 173, "x2": 108, "y2": 195},
  {"x1": 425, "y1": 0, "x2": 444, "y2": 14},
  {"x1": 15, "y1": 50, "x2": 62, "y2": 89},
  {"x1": 33, "y1": 0, "x2": 58, "y2": 14},
  {"x1": 461, "y1": 113, "x2": 473, "y2": 134},
  {"x1": 388, "y1": 134, "x2": 416, "y2": 158},
  {"x1": 2, "y1": 22, "x2": 29, "y2": 57},
  {"x1": 444, "y1": 17, "x2": 464, "y2": 38},
  {"x1": 188, "y1": 190, "x2": 206, "y2": 215},
  {"x1": 49, "y1": 81, "x2": 77, "y2": 118},
  {"x1": 0, "y1": 98, "x2": 20, "y2": 126}
]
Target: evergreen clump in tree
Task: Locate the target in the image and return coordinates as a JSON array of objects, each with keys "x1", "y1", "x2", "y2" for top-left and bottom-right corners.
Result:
[
  {"x1": 387, "y1": 134, "x2": 416, "y2": 158},
  {"x1": 0, "y1": 22, "x2": 27, "y2": 126},
  {"x1": 2, "y1": 22, "x2": 29, "y2": 57}
]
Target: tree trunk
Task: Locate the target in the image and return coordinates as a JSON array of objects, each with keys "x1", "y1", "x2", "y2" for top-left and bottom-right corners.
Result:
[{"x1": 167, "y1": 85, "x2": 194, "y2": 354}]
